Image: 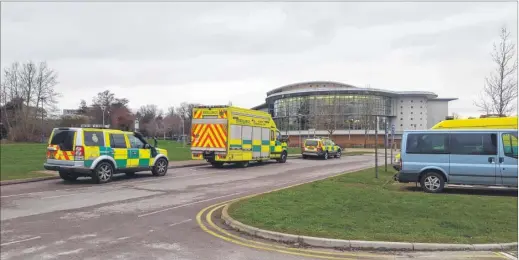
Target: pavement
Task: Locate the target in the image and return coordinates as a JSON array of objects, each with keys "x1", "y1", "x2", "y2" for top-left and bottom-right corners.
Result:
[{"x1": 1, "y1": 155, "x2": 516, "y2": 260}]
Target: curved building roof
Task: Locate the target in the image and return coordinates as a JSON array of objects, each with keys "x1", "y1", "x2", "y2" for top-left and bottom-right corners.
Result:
[{"x1": 265, "y1": 81, "x2": 439, "y2": 101}]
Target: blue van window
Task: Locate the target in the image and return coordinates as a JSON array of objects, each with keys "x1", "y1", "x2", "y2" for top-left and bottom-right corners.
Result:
[
  {"x1": 450, "y1": 133, "x2": 497, "y2": 155},
  {"x1": 502, "y1": 133, "x2": 518, "y2": 158},
  {"x1": 406, "y1": 134, "x2": 448, "y2": 154}
]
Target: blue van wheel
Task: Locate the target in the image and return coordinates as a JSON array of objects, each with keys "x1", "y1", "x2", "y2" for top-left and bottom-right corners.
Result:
[{"x1": 420, "y1": 172, "x2": 445, "y2": 193}]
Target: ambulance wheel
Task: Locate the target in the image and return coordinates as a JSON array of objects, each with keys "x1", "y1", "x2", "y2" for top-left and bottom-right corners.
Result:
[
  {"x1": 323, "y1": 152, "x2": 329, "y2": 160},
  {"x1": 152, "y1": 158, "x2": 168, "y2": 176},
  {"x1": 59, "y1": 171, "x2": 78, "y2": 182},
  {"x1": 277, "y1": 152, "x2": 287, "y2": 163},
  {"x1": 92, "y1": 161, "x2": 114, "y2": 184},
  {"x1": 302, "y1": 155, "x2": 308, "y2": 159},
  {"x1": 211, "y1": 162, "x2": 224, "y2": 168},
  {"x1": 335, "y1": 150, "x2": 342, "y2": 158},
  {"x1": 238, "y1": 161, "x2": 249, "y2": 168}
]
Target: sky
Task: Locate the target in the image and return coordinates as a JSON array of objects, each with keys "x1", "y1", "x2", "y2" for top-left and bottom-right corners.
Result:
[{"x1": 1, "y1": 1, "x2": 517, "y2": 117}]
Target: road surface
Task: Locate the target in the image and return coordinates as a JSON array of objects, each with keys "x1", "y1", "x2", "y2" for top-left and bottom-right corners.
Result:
[{"x1": 0, "y1": 155, "x2": 514, "y2": 260}]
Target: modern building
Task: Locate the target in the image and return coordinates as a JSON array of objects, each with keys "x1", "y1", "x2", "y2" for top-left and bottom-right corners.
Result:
[
  {"x1": 62, "y1": 109, "x2": 80, "y2": 116},
  {"x1": 252, "y1": 81, "x2": 457, "y2": 147}
]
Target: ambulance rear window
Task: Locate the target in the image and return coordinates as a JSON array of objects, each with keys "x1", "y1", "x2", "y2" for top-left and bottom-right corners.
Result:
[
  {"x1": 84, "y1": 131, "x2": 105, "y2": 147},
  {"x1": 305, "y1": 140, "x2": 318, "y2": 146},
  {"x1": 50, "y1": 129, "x2": 75, "y2": 151}
]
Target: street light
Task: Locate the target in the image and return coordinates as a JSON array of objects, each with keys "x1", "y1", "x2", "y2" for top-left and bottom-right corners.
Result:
[
  {"x1": 296, "y1": 114, "x2": 303, "y2": 148},
  {"x1": 100, "y1": 104, "x2": 106, "y2": 128},
  {"x1": 40, "y1": 97, "x2": 45, "y2": 143},
  {"x1": 180, "y1": 116, "x2": 185, "y2": 147}
]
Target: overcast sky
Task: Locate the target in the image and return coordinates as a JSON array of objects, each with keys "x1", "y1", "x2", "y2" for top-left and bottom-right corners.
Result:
[{"x1": 1, "y1": 1, "x2": 517, "y2": 117}]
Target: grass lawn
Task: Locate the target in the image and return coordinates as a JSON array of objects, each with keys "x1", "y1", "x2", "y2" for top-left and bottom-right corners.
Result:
[
  {"x1": 229, "y1": 167, "x2": 518, "y2": 244},
  {"x1": 0, "y1": 143, "x2": 51, "y2": 181}
]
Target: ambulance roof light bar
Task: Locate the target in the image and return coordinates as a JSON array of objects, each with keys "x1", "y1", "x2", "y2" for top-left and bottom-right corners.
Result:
[{"x1": 195, "y1": 105, "x2": 230, "y2": 109}]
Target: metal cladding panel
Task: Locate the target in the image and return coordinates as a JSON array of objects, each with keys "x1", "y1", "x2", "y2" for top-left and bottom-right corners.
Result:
[
  {"x1": 241, "y1": 125, "x2": 252, "y2": 151},
  {"x1": 252, "y1": 127, "x2": 262, "y2": 158},
  {"x1": 230, "y1": 125, "x2": 242, "y2": 140},
  {"x1": 261, "y1": 128, "x2": 270, "y2": 157}
]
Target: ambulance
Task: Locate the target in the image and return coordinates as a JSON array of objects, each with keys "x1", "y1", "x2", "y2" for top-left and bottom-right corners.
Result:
[
  {"x1": 190, "y1": 106, "x2": 288, "y2": 167},
  {"x1": 393, "y1": 116, "x2": 518, "y2": 170}
]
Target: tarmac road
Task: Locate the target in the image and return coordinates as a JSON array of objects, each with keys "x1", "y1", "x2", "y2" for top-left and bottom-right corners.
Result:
[{"x1": 0, "y1": 155, "x2": 514, "y2": 260}]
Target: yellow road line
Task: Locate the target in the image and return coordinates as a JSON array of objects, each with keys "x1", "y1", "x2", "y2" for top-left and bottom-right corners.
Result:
[
  {"x1": 204, "y1": 203, "x2": 394, "y2": 259},
  {"x1": 196, "y1": 203, "x2": 358, "y2": 260},
  {"x1": 495, "y1": 252, "x2": 517, "y2": 259}
]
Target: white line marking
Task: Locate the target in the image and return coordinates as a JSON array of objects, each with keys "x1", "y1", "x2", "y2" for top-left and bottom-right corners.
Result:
[
  {"x1": 499, "y1": 252, "x2": 518, "y2": 260},
  {"x1": 1, "y1": 236, "x2": 41, "y2": 246},
  {"x1": 169, "y1": 219, "x2": 192, "y2": 227},
  {"x1": 1, "y1": 172, "x2": 210, "y2": 199},
  {"x1": 138, "y1": 192, "x2": 243, "y2": 218},
  {"x1": 41, "y1": 193, "x2": 79, "y2": 199},
  {"x1": 191, "y1": 176, "x2": 214, "y2": 182}
]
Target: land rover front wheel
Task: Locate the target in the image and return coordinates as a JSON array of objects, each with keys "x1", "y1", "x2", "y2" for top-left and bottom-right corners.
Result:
[
  {"x1": 420, "y1": 172, "x2": 445, "y2": 193},
  {"x1": 152, "y1": 158, "x2": 168, "y2": 176},
  {"x1": 277, "y1": 152, "x2": 287, "y2": 163}
]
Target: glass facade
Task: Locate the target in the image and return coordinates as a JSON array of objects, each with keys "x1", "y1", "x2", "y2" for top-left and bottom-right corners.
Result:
[{"x1": 269, "y1": 94, "x2": 393, "y2": 132}]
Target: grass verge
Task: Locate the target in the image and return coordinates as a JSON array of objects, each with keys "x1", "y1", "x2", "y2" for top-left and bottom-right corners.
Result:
[
  {"x1": 0, "y1": 143, "x2": 52, "y2": 181},
  {"x1": 229, "y1": 167, "x2": 518, "y2": 244}
]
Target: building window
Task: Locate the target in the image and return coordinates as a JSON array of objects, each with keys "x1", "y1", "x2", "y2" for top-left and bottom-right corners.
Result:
[
  {"x1": 411, "y1": 100, "x2": 413, "y2": 103},
  {"x1": 411, "y1": 112, "x2": 413, "y2": 114},
  {"x1": 400, "y1": 124, "x2": 403, "y2": 126},
  {"x1": 411, "y1": 106, "x2": 413, "y2": 108},
  {"x1": 400, "y1": 118, "x2": 403, "y2": 120},
  {"x1": 420, "y1": 112, "x2": 422, "y2": 114},
  {"x1": 400, "y1": 112, "x2": 403, "y2": 115},
  {"x1": 400, "y1": 106, "x2": 403, "y2": 109},
  {"x1": 420, "y1": 100, "x2": 423, "y2": 103},
  {"x1": 411, "y1": 118, "x2": 413, "y2": 120},
  {"x1": 401, "y1": 100, "x2": 403, "y2": 103}
]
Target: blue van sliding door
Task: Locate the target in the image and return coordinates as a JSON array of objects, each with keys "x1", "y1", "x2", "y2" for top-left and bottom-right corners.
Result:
[{"x1": 449, "y1": 132, "x2": 498, "y2": 185}]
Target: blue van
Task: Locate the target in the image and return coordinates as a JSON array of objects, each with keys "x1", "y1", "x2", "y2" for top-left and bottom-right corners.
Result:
[{"x1": 397, "y1": 129, "x2": 518, "y2": 193}]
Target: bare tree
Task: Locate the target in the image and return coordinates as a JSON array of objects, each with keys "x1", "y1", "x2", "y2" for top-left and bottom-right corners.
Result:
[
  {"x1": 176, "y1": 102, "x2": 200, "y2": 136},
  {"x1": 359, "y1": 93, "x2": 376, "y2": 148},
  {"x1": 1, "y1": 61, "x2": 60, "y2": 141},
  {"x1": 314, "y1": 94, "x2": 341, "y2": 137},
  {"x1": 451, "y1": 112, "x2": 461, "y2": 119},
  {"x1": 32, "y1": 62, "x2": 60, "y2": 136},
  {"x1": 475, "y1": 27, "x2": 518, "y2": 116}
]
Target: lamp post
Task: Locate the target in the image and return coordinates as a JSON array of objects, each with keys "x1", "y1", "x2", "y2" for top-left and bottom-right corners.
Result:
[
  {"x1": 181, "y1": 116, "x2": 185, "y2": 148},
  {"x1": 375, "y1": 116, "x2": 379, "y2": 179},
  {"x1": 100, "y1": 104, "x2": 106, "y2": 128},
  {"x1": 40, "y1": 97, "x2": 45, "y2": 143},
  {"x1": 297, "y1": 114, "x2": 303, "y2": 148}
]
